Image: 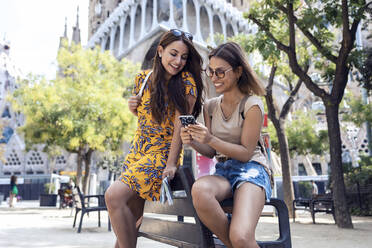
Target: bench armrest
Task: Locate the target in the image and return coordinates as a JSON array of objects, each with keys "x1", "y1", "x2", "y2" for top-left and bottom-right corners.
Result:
[{"x1": 83, "y1": 195, "x2": 104, "y2": 199}]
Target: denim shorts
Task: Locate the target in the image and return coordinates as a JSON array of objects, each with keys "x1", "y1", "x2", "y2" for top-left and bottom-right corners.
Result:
[{"x1": 214, "y1": 159, "x2": 272, "y2": 202}]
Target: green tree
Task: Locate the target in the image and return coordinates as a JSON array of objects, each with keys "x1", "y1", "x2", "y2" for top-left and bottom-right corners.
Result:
[
  {"x1": 343, "y1": 92, "x2": 372, "y2": 156},
  {"x1": 285, "y1": 111, "x2": 329, "y2": 156},
  {"x1": 247, "y1": 0, "x2": 372, "y2": 228},
  {"x1": 343, "y1": 92, "x2": 372, "y2": 126},
  {"x1": 10, "y1": 42, "x2": 139, "y2": 194},
  {"x1": 267, "y1": 112, "x2": 329, "y2": 153}
]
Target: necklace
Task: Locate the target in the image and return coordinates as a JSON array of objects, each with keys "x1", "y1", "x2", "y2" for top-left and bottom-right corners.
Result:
[{"x1": 220, "y1": 96, "x2": 243, "y2": 120}]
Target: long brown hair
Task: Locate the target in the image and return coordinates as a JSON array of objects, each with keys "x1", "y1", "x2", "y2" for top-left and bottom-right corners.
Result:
[
  {"x1": 209, "y1": 42, "x2": 265, "y2": 96},
  {"x1": 150, "y1": 31, "x2": 203, "y2": 124}
]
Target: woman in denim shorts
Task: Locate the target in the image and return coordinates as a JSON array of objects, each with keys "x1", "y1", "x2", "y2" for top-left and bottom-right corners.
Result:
[{"x1": 180, "y1": 42, "x2": 272, "y2": 248}]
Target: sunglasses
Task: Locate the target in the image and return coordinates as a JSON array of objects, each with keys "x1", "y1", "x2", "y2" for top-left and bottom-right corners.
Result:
[
  {"x1": 170, "y1": 29, "x2": 193, "y2": 41},
  {"x1": 205, "y1": 67, "x2": 233, "y2": 79}
]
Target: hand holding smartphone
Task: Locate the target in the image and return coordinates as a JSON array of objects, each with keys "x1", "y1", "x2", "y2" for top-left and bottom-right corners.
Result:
[{"x1": 179, "y1": 115, "x2": 196, "y2": 127}]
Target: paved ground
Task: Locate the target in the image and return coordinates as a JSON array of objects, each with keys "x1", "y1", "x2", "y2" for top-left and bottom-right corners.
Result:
[{"x1": 1, "y1": 200, "x2": 371, "y2": 248}]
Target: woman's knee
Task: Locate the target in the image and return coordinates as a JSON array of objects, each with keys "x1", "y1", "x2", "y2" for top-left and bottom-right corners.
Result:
[
  {"x1": 229, "y1": 228, "x2": 257, "y2": 248},
  {"x1": 191, "y1": 180, "x2": 215, "y2": 206},
  {"x1": 105, "y1": 181, "x2": 131, "y2": 209}
]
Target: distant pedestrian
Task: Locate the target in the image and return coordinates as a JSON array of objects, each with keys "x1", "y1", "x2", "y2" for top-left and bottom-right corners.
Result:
[
  {"x1": 311, "y1": 180, "x2": 318, "y2": 197},
  {"x1": 9, "y1": 175, "x2": 18, "y2": 207}
]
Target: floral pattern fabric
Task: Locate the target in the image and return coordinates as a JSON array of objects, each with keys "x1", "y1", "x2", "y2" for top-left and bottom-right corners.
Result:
[{"x1": 119, "y1": 70, "x2": 197, "y2": 201}]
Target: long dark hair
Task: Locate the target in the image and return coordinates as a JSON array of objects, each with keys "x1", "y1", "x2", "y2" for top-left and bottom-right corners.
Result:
[
  {"x1": 10, "y1": 175, "x2": 17, "y2": 186},
  {"x1": 150, "y1": 31, "x2": 203, "y2": 124},
  {"x1": 209, "y1": 42, "x2": 265, "y2": 96}
]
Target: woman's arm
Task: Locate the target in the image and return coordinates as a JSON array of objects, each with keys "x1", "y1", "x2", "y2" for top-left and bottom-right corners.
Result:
[
  {"x1": 162, "y1": 94, "x2": 196, "y2": 179},
  {"x1": 128, "y1": 95, "x2": 140, "y2": 116},
  {"x1": 128, "y1": 73, "x2": 144, "y2": 116},
  {"x1": 188, "y1": 105, "x2": 262, "y2": 162}
]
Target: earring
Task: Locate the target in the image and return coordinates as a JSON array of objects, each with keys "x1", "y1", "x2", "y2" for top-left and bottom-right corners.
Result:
[{"x1": 159, "y1": 54, "x2": 162, "y2": 58}]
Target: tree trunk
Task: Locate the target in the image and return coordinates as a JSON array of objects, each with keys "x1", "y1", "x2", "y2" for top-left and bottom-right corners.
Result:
[
  {"x1": 76, "y1": 149, "x2": 83, "y2": 189},
  {"x1": 48, "y1": 157, "x2": 56, "y2": 194},
  {"x1": 325, "y1": 104, "x2": 353, "y2": 228},
  {"x1": 275, "y1": 121, "x2": 295, "y2": 217},
  {"x1": 264, "y1": 65, "x2": 298, "y2": 218},
  {"x1": 303, "y1": 155, "x2": 317, "y2": 176},
  {"x1": 82, "y1": 149, "x2": 93, "y2": 195}
]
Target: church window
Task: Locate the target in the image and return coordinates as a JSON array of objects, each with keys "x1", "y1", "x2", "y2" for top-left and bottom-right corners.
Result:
[
  {"x1": 4, "y1": 151, "x2": 21, "y2": 167},
  {"x1": 0, "y1": 126, "x2": 14, "y2": 143},
  {"x1": 298, "y1": 163, "x2": 307, "y2": 176},
  {"x1": 1, "y1": 106, "x2": 11, "y2": 118},
  {"x1": 312, "y1": 163, "x2": 322, "y2": 175}
]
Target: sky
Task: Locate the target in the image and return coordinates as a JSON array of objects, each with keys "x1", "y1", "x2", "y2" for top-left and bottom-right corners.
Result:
[{"x1": 0, "y1": 0, "x2": 89, "y2": 79}]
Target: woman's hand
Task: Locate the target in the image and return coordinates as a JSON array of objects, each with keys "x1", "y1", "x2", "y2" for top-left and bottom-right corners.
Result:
[
  {"x1": 187, "y1": 123, "x2": 213, "y2": 144},
  {"x1": 128, "y1": 95, "x2": 141, "y2": 115},
  {"x1": 180, "y1": 126, "x2": 193, "y2": 144},
  {"x1": 162, "y1": 164, "x2": 177, "y2": 180}
]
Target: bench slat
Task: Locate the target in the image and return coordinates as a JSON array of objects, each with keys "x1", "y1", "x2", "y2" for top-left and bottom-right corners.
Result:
[
  {"x1": 139, "y1": 232, "x2": 198, "y2": 248},
  {"x1": 144, "y1": 198, "x2": 196, "y2": 217},
  {"x1": 140, "y1": 217, "x2": 202, "y2": 246}
]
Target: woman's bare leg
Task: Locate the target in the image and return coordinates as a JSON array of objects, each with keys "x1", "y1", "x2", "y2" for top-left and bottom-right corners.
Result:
[
  {"x1": 229, "y1": 182, "x2": 265, "y2": 248},
  {"x1": 9, "y1": 193, "x2": 14, "y2": 207},
  {"x1": 191, "y1": 175, "x2": 233, "y2": 247},
  {"x1": 105, "y1": 181, "x2": 145, "y2": 248}
]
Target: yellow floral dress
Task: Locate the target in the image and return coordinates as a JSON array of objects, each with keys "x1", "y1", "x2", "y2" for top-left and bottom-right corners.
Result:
[{"x1": 119, "y1": 70, "x2": 197, "y2": 201}]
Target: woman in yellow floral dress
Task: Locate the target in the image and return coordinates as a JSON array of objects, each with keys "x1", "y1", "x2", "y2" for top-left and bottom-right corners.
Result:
[{"x1": 105, "y1": 30, "x2": 204, "y2": 248}]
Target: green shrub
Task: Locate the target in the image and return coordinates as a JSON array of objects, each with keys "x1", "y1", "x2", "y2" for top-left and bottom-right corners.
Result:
[
  {"x1": 344, "y1": 156, "x2": 372, "y2": 187},
  {"x1": 344, "y1": 156, "x2": 372, "y2": 216},
  {"x1": 298, "y1": 181, "x2": 312, "y2": 198},
  {"x1": 44, "y1": 183, "x2": 56, "y2": 194}
]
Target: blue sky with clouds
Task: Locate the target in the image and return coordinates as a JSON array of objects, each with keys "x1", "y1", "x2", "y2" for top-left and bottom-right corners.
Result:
[{"x1": 0, "y1": 0, "x2": 89, "y2": 79}]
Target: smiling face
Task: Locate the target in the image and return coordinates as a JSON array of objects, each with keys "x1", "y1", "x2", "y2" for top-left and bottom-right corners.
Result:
[
  {"x1": 158, "y1": 40, "x2": 189, "y2": 80},
  {"x1": 208, "y1": 56, "x2": 241, "y2": 94}
]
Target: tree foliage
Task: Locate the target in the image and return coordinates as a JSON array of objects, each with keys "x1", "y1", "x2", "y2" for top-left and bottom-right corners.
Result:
[
  {"x1": 343, "y1": 93, "x2": 372, "y2": 126},
  {"x1": 286, "y1": 111, "x2": 329, "y2": 155},
  {"x1": 10, "y1": 41, "x2": 140, "y2": 192},
  {"x1": 267, "y1": 111, "x2": 329, "y2": 156}
]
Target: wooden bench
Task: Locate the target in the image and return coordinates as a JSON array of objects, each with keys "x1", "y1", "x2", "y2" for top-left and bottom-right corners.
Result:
[
  {"x1": 310, "y1": 194, "x2": 335, "y2": 224},
  {"x1": 292, "y1": 193, "x2": 335, "y2": 224},
  {"x1": 139, "y1": 166, "x2": 292, "y2": 247},
  {"x1": 72, "y1": 186, "x2": 111, "y2": 233}
]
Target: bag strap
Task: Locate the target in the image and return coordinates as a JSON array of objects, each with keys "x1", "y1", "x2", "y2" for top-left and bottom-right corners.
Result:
[
  {"x1": 137, "y1": 70, "x2": 152, "y2": 97},
  {"x1": 208, "y1": 98, "x2": 218, "y2": 119},
  {"x1": 238, "y1": 95, "x2": 250, "y2": 120}
]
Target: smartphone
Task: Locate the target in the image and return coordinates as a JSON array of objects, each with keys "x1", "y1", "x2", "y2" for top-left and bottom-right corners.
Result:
[{"x1": 179, "y1": 115, "x2": 196, "y2": 126}]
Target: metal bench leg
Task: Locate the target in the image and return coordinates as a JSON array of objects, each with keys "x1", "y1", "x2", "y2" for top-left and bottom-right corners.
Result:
[
  {"x1": 98, "y1": 210, "x2": 101, "y2": 227},
  {"x1": 78, "y1": 211, "x2": 85, "y2": 233},
  {"x1": 311, "y1": 204, "x2": 316, "y2": 224},
  {"x1": 73, "y1": 209, "x2": 80, "y2": 228}
]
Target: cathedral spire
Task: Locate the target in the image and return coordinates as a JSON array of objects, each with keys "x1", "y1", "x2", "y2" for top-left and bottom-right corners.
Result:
[
  {"x1": 59, "y1": 17, "x2": 68, "y2": 48},
  {"x1": 64, "y1": 17, "x2": 68, "y2": 38},
  {"x1": 72, "y1": 6, "x2": 81, "y2": 44}
]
